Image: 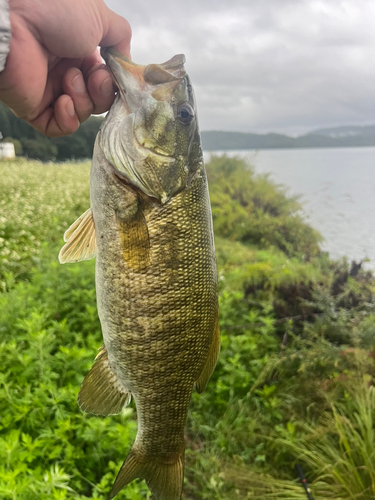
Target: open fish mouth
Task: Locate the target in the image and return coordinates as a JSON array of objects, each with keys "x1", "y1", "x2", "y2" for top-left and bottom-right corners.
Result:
[
  {"x1": 101, "y1": 48, "x2": 182, "y2": 147},
  {"x1": 101, "y1": 47, "x2": 186, "y2": 83},
  {"x1": 101, "y1": 48, "x2": 145, "y2": 113},
  {"x1": 101, "y1": 47, "x2": 186, "y2": 117}
]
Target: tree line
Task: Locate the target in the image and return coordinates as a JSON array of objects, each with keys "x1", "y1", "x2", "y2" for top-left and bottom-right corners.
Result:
[{"x1": 0, "y1": 102, "x2": 104, "y2": 161}]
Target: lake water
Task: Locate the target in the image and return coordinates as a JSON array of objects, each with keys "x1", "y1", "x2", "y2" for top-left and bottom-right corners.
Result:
[{"x1": 203, "y1": 147, "x2": 375, "y2": 264}]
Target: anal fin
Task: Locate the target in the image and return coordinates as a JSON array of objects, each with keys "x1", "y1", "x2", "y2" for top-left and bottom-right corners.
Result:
[
  {"x1": 195, "y1": 313, "x2": 220, "y2": 394},
  {"x1": 59, "y1": 208, "x2": 96, "y2": 264},
  {"x1": 78, "y1": 346, "x2": 131, "y2": 416}
]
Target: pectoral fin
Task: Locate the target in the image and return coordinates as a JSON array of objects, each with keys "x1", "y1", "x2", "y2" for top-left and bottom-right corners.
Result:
[
  {"x1": 58, "y1": 208, "x2": 96, "y2": 264},
  {"x1": 195, "y1": 314, "x2": 220, "y2": 394},
  {"x1": 78, "y1": 347, "x2": 131, "y2": 416},
  {"x1": 118, "y1": 206, "x2": 150, "y2": 271}
]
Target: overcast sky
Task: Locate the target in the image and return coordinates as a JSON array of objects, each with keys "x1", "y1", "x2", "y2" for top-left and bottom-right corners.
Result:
[{"x1": 105, "y1": 0, "x2": 375, "y2": 136}]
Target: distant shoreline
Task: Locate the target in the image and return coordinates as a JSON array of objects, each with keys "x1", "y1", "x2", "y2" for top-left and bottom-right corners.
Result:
[
  {"x1": 201, "y1": 125, "x2": 375, "y2": 150},
  {"x1": 202, "y1": 144, "x2": 375, "y2": 151}
]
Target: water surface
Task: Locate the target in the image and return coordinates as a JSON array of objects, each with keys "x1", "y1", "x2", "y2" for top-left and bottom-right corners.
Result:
[{"x1": 204, "y1": 147, "x2": 375, "y2": 263}]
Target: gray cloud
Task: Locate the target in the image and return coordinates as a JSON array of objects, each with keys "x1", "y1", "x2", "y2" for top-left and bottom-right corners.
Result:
[{"x1": 105, "y1": 0, "x2": 375, "y2": 134}]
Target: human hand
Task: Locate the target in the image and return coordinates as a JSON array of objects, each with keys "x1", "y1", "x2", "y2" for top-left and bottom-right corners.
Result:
[{"x1": 0, "y1": 0, "x2": 131, "y2": 137}]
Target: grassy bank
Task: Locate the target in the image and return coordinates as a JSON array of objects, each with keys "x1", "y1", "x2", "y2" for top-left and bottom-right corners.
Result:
[{"x1": 0, "y1": 157, "x2": 374, "y2": 499}]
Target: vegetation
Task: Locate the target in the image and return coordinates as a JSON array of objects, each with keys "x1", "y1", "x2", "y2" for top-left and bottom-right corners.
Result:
[
  {"x1": 0, "y1": 156, "x2": 374, "y2": 499},
  {"x1": 0, "y1": 103, "x2": 102, "y2": 161}
]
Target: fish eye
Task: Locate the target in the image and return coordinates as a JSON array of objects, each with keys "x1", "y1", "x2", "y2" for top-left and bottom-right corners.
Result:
[{"x1": 177, "y1": 103, "x2": 195, "y2": 124}]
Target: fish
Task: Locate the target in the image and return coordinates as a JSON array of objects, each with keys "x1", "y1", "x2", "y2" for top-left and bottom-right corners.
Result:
[{"x1": 58, "y1": 48, "x2": 219, "y2": 500}]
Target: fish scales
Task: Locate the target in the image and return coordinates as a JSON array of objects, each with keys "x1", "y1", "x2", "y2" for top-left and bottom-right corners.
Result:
[
  {"x1": 59, "y1": 48, "x2": 219, "y2": 500},
  {"x1": 92, "y1": 144, "x2": 217, "y2": 451}
]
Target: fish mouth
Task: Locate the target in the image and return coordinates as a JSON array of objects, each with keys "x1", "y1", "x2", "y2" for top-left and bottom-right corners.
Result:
[
  {"x1": 100, "y1": 47, "x2": 146, "y2": 110},
  {"x1": 101, "y1": 47, "x2": 186, "y2": 98},
  {"x1": 101, "y1": 47, "x2": 136, "y2": 69},
  {"x1": 101, "y1": 48, "x2": 174, "y2": 158}
]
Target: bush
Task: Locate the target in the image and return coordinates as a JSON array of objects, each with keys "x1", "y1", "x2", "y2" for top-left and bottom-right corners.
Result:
[
  {"x1": 21, "y1": 138, "x2": 58, "y2": 161},
  {"x1": 207, "y1": 155, "x2": 322, "y2": 257}
]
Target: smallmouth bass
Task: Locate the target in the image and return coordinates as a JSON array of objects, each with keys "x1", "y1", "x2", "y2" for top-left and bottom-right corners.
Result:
[{"x1": 59, "y1": 48, "x2": 219, "y2": 500}]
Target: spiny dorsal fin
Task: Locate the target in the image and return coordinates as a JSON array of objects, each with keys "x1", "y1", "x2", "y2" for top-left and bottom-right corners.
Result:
[
  {"x1": 58, "y1": 208, "x2": 96, "y2": 264},
  {"x1": 78, "y1": 346, "x2": 131, "y2": 416},
  {"x1": 195, "y1": 313, "x2": 220, "y2": 394}
]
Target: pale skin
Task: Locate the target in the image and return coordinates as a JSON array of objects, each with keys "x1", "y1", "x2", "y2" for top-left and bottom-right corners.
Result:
[{"x1": 0, "y1": 0, "x2": 132, "y2": 137}]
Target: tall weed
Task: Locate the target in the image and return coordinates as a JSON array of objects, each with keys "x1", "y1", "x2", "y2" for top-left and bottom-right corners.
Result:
[{"x1": 221, "y1": 372, "x2": 375, "y2": 500}]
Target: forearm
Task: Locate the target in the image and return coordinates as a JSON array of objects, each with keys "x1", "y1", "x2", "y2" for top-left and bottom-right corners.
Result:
[{"x1": 0, "y1": 0, "x2": 10, "y2": 72}]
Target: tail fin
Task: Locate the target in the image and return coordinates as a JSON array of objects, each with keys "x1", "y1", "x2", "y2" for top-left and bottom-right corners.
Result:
[{"x1": 109, "y1": 445, "x2": 185, "y2": 500}]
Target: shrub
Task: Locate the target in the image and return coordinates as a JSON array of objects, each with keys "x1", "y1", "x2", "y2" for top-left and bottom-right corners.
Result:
[
  {"x1": 207, "y1": 155, "x2": 322, "y2": 257},
  {"x1": 21, "y1": 138, "x2": 58, "y2": 161}
]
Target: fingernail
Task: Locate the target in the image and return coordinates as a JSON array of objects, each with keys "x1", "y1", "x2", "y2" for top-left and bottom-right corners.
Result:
[
  {"x1": 66, "y1": 100, "x2": 75, "y2": 117},
  {"x1": 72, "y1": 74, "x2": 86, "y2": 94},
  {"x1": 100, "y1": 77, "x2": 113, "y2": 97}
]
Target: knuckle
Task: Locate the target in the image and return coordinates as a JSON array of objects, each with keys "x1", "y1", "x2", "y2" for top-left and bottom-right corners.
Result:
[{"x1": 124, "y1": 19, "x2": 132, "y2": 39}]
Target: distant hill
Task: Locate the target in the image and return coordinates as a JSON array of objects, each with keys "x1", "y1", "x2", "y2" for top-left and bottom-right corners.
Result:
[
  {"x1": 0, "y1": 97, "x2": 374, "y2": 160},
  {"x1": 307, "y1": 124, "x2": 375, "y2": 138},
  {"x1": 201, "y1": 126, "x2": 375, "y2": 150}
]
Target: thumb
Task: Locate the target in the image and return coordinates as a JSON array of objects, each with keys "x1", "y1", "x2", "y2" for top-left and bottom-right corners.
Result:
[{"x1": 100, "y1": 8, "x2": 132, "y2": 58}]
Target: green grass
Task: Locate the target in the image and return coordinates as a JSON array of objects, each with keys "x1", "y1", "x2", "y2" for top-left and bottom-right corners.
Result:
[
  {"x1": 0, "y1": 157, "x2": 374, "y2": 500},
  {"x1": 0, "y1": 158, "x2": 90, "y2": 283}
]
